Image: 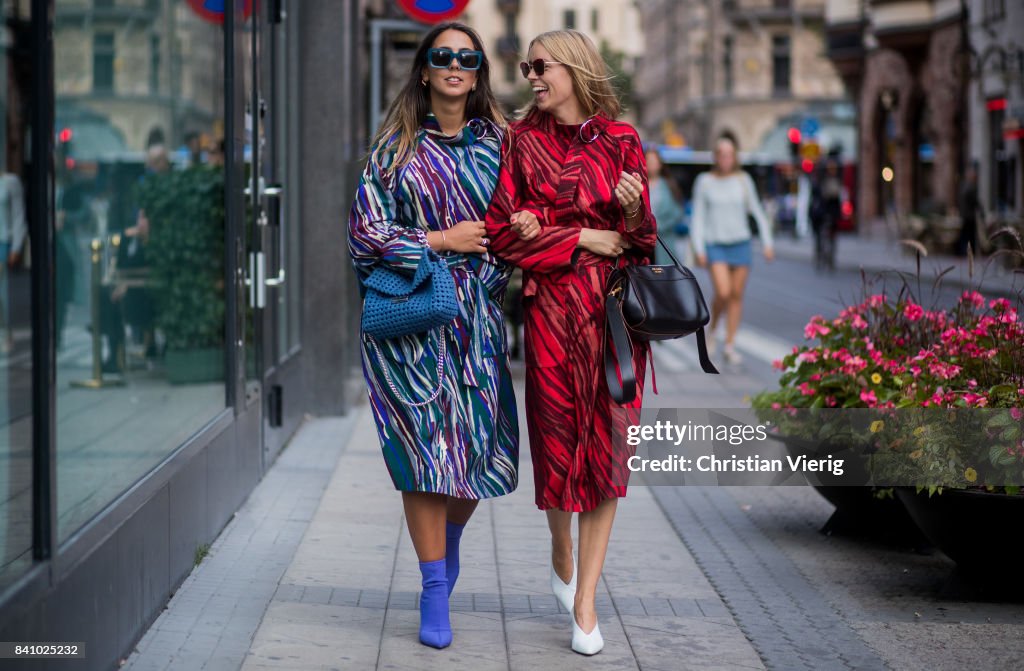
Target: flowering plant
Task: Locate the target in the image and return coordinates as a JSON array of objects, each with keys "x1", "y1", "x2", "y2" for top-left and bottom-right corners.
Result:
[
  {"x1": 757, "y1": 290, "x2": 1023, "y2": 411},
  {"x1": 752, "y1": 288, "x2": 1024, "y2": 493}
]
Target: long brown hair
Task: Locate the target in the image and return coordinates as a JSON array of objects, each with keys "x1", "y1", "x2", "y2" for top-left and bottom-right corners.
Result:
[
  {"x1": 517, "y1": 30, "x2": 621, "y2": 120},
  {"x1": 371, "y1": 22, "x2": 506, "y2": 170}
]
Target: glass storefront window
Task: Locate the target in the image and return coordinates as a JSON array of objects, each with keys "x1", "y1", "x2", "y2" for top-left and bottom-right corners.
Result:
[
  {"x1": 1, "y1": 0, "x2": 33, "y2": 591},
  {"x1": 54, "y1": 0, "x2": 227, "y2": 543}
]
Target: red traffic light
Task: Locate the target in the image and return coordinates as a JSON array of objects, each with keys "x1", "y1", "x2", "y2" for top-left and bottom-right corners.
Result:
[
  {"x1": 787, "y1": 127, "x2": 801, "y2": 144},
  {"x1": 59, "y1": 128, "x2": 73, "y2": 143},
  {"x1": 801, "y1": 159, "x2": 815, "y2": 173}
]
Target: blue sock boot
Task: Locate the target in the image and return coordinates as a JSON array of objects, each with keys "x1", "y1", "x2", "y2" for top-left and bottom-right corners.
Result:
[
  {"x1": 418, "y1": 559, "x2": 452, "y2": 649},
  {"x1": 445, "y1": 521, "x2": 466, "y2": 596}
]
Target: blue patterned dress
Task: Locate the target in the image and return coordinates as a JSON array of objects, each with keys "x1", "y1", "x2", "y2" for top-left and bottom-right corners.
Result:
[{"x1": 348, "y1": 116, "x2": 518, "y2": 498}]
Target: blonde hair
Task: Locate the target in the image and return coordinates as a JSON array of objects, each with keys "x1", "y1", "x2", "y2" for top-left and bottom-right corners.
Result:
[{"x1": 518, "y1": 30, "x2": 621, "y2": 120}]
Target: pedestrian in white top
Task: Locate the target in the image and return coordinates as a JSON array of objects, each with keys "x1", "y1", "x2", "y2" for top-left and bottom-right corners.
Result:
[
  {"x1": 0, "y1": 172, "x2": 27, "y2": 354},
  {"x1": 691, "y1": 133, "x2": 774, "y2": 364}
]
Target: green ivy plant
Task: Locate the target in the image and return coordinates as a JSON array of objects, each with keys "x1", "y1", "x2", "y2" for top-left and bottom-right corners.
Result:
[{"x1": 137, "y1": 166, "x2": 226, "y2": 351}]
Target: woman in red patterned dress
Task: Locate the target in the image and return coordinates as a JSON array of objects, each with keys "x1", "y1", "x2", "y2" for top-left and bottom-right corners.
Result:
[{"x1": 484, "y1": 29, "x2": 656, "y2": 655}]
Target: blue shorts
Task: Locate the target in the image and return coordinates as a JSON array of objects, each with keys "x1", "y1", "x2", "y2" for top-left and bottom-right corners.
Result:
[{"x1": 705, "y1": 240, "x2": 752, "y2": 267}]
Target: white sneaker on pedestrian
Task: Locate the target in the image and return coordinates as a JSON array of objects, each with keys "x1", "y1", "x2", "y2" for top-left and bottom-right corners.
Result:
[
  {"x1": 707, "y1": 333, "x2": 719, "y2": 357},
  {"x1": 724, "y1": 344, "x2": 743, "y2": 364}
]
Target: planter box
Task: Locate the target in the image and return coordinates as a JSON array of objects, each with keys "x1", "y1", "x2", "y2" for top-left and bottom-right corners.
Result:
[
  {"x1": 896, "y1": 487, "x2": 1024, "y2": 581},
  {"x1": 775, "y1": 436, "x2": 927, "y2": 544},
  {"x1": 812, "y1": 485, "x2": 927, "y2": 545}
]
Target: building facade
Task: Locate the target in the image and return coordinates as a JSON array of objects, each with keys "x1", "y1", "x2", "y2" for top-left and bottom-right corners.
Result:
[
  {"x1": 634, "y1": 0, "x2": 847, "y2": 152},
  {"x1": 965, "y1": 0, "x2": 1023, "y2": 225},
  {"x1": 461, "y1": 0, "x2": 645, "y2": 115},
  {"x1": 825, "y1": 0, "x2": 967, "y2": 225},
  {"x1": 0, "y1": 2, "x2": 367, "y2": 668}
]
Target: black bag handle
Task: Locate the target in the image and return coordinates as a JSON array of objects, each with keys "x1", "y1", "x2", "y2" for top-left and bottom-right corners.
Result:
[
  {"x1": 604, "y1": 289, "x2": 638, "y2": 404},
  {"x1": 603, "y1": 271, "x2": 719, "y2": 405}
]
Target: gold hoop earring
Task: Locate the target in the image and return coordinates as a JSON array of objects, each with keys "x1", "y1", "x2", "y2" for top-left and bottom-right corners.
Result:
[{"x1": 421, "y1": 79, "x2": 427, "y2": 87}]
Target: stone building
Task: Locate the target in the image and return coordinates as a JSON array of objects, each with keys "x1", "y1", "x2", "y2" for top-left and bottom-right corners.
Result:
[
  {"x1": 964, "y1": 0, "x2": 1023, "y2": 224},
  {"x1": 54, "y1": 0, "x2": 223, "y2": 154},
  {"x1": 634, "y1": 0, "x2": 846, "y2": 151},
  {"x1": 461, "y1": 0, "x2": 645, "y2": 114},
  {"x1": 825, "y1": 0, "x2": 967, "y2": 224}
]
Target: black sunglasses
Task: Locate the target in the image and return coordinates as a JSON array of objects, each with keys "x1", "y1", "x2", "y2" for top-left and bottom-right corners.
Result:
[
  {"x1": 520, "y1": 59, "x2": 561, "y2": 78},
  {"x1": 427, "y1": 48, "x2": 483, "y2": 71}
]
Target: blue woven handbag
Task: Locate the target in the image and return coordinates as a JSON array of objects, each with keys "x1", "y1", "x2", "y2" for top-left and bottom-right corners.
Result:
[{"x1": 361, "y1": 249, "x2": 458, "y2": 340}]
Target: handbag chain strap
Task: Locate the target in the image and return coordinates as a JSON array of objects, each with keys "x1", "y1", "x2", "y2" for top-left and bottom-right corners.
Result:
[{"x1": 368, "y1": 326, "x2": 449, "y2": 407}]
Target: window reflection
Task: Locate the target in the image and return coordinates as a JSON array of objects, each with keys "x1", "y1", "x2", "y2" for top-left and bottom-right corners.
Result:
[
  {"x1": 1, "y1": 0, "x2": 33, "y2": 591},
  {"x1": 54, "y1": 0, "x2": 227, "y2": 542}
]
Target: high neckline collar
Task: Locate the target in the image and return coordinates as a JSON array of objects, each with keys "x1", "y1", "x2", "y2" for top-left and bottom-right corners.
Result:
[
  {"x1": 422, "y1": 114, "x2": 494, "y2": 146},
  {"x1": 533, "y1": 110, "x2": 610, "y2": 143}
]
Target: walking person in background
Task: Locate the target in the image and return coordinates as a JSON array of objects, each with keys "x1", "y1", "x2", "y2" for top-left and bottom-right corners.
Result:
[
  {"x1": 485, "y1": 29, "x2": 656, "y2": 656},
  {"x1": 691, "y1": 132, "x2": 774, "y2": 364},
  {"x1": 645, "y1": 146, "x2": 690, "y2": 266},
  {"x1": 0, "y1": 171, "x2": 27, "y2": 354},
  {"x1": 348, "y1": 23, "x2": 517, "y2": 650},
  {"x1": 956, "y1": 162, "x2": 983, "y2": 257},
  {"x1": 809, "y1": 156, "x2": 843, "y2": 272}
]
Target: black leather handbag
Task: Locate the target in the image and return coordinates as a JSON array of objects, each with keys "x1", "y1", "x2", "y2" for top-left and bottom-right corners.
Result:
[{"x1": 604, "y1": 235, "x2": 718, "y2": 404}]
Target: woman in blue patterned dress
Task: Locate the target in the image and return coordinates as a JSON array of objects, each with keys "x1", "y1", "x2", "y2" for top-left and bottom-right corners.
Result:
[{"x1": 348, "y1": 23, "x2": 518, "y2": 649}]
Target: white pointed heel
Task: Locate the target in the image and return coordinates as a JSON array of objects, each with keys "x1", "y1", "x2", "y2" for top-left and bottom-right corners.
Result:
[
  {"x1": 550, "y1": 552, "x2": 577, "y2": 613},
  {"x1": 571, "y1": 611, "x2": 604, "y2": 655}
]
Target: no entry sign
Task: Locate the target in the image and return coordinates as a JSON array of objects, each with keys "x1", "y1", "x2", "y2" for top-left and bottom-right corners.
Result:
[
  {"x1": 397, "y1": 0, "x2": 471, "y2": 24},
  {"x1": 187, "y1": 0, "x2": 254, "y2": 24}
]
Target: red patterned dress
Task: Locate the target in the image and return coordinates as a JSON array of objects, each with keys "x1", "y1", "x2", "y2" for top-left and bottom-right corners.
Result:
[{"x1": 484, "y1": 110, "x2": 656, "y2": 512}]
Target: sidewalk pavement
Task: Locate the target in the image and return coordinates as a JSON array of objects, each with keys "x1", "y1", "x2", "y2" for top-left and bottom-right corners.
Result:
[
  {"x1": 770, "y1": 222, "x2": 1023, "y2": 297},
  {"x1": 121, "y1": 351, "x2": 1024, "y2": 671},
  {"x1": 123, "y1": 377, "x2": 764, "y2": 671}
]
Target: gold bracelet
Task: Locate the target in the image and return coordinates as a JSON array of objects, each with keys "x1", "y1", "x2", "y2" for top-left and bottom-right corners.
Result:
[{"x1": 624, "y1": 202, "x2": 642, "y2": 218}]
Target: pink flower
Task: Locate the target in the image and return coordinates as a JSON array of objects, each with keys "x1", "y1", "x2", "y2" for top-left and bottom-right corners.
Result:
[
  {"x1": 851, "y1": 314, "x2": 868, "y2": 330},
  {"x1": 799, "y1": 351, "x2": 820, "y2": 363},
  {"x1": 968, "y1": 379, "x2": 978, "y2": 388},
  {"x1": 867, "y1": 294, "x2": 887, "y2": 308},
  {"x1": 903, "y1": 303, "x2": 925, "y2": 321},
  {"x1": 799, "y1": 382, "x2": 817, "y2": 396},
  {"x1": 809, "y1": 374, "x2": 822, "y2": 382},
  {"x1": 962, "y1": 393, "x2": 988, "y2": 407},
  {"x1": 860, "y1": 389, "x2": 878, "y2": 407},
  {"x1": 844, "y1": 356, "x2": 868, "y2": 374},
  {"x1": 771, "y1": 402, "x2": 782, "y2": 410},
  {"x1": 803, "y1": 317, "x2": 832, "y2": 339},
  {"x1": 961, "y1": 291, "x2": 985, "y2": 308},
  {"x1": 772, "y1": 359, "x2": 785, "y2": 370},
  {"x1": 826, "y1": 396, "x2": 837, "y2": 407},
  {"x1": 1010, "y1": 407, "x2": 1023, "y2": 420},
  {"x1": 989, "y1": 298, "x2": 1011, "y2": 312},
  {"x1": 928, "y1": 361, "x2": 962, "y2": 380},
  {"x1": 998, "y1": 309, "x2": 1018, "y2": 325}
]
